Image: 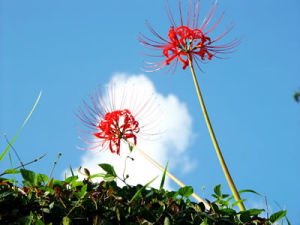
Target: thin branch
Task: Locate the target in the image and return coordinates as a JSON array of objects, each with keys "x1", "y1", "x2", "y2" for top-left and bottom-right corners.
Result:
[
  {"x1": 4, "y1": 133, "x2": 25, "y2": 169},
  {"x1": 0, "y1": 153, "x2": 47, "y2": 177}
]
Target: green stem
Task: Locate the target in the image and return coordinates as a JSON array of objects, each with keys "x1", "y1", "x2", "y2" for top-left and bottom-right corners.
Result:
[
  {"x1": 122, "y1": 153, "x2": 133, "y2": 183},
  {"x1": 188, "y1": 59, "x2": 246, "y2": 211},
  {"x1": 49, "y1": 153, "x2": 62, "y2": 180}
]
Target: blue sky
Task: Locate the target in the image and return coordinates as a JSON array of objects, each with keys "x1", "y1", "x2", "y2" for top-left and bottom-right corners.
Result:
[{"x1": 1, "y1": 0, "x2": 299, "y2": 223}]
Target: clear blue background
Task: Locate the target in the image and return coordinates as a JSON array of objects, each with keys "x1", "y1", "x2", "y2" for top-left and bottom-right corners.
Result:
[{"x1": 1, "y1": 0, "x2": 299, "y2": 223}]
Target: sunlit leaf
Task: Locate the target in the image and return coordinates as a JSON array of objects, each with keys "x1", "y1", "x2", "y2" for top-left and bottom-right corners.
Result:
[
  {"x1": 90, "y1": 173, "x2": 105, "y2": 179},
  {"x1": 37, "y1": 173, "x2": 48, "y2": 184},
  {"x1": 64, "y1": 176, "x2": 78, "y2": 183},
  {"x1": 20, "y1": 169, "x2": 37, "y2": 187},
  {"x1": 160, "y1": 162, "x2": 168, "y2": 190},
  {"x1": 35, "y1": 219, "x2": 45, "y2": 225},
  {"x1": 98, "y1": 163, "x2": 117, "y2": 177},
  {"x1": 70, "y1": 166, "x2": 74, "y2": 177},
  {"x1": 178, "y1": 186, "x2": 193, "y2": 198},
  {"x1": 3, "y1": 169, "x2": 20, "y2": 175},
  {"x1": 213, "y1": 184, "x2": 221, "y2": 197},
  {"x1": 243, "y1": 208, "x2": 264, "y2": 216},
  {"x1": 164, "y1": 217, "x2": 170, "y2": 225},
  {"x1": 130, "y1": 176, "x2": 157, "y2": 202},
  {"x1": 270, "y1": 210, "x2": 287, "y2": 223},
  {"x1": 103, "y1": 174, "x2": 116, "y2": 182},
  {"x1": 200, "y1": 217, "x2": 208, "y2": 225},
  {"x1": 62, "y1": 216, "x2": 72, "y2": 225},
  {"x1": 79, "y1": 184, "x2": 88, "y2": 198}
]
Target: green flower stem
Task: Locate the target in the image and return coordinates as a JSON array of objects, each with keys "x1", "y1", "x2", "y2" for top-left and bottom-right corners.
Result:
[
  {"x1": 188, "y1": 58, "x2": 246, "y2": 211},
  {"x1": 126, "y1": 140, "x2": 210, "y2": 210}
]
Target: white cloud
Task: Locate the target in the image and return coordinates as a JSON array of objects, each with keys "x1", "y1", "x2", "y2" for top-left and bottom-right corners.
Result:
[{"x1": 68, "y1": 73, "x2": 195, "y2": 190}]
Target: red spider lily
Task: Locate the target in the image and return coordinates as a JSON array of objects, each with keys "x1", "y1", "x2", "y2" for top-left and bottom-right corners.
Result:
[
  {"x1": 138, "y1": 0, "x2": 240, "y2": 73},
  {"x1": 76, "y1": 83, "x2": 159, "y2": 155},
  {"x1": 93, "y1": 109, "x2": 140, "y2": 155}
]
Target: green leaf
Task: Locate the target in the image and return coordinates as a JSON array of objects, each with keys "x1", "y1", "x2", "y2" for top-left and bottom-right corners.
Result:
[
  {"x1": 52, "y1": 179, "x2": 64, "y2": 187},
  {"x1": 211, "y1": 203, "x2": 220, "y2": 214},
  {"x1": 22, "y1": 214, "x2": 34, "y2": 225},
  {"x1": 49, "y1": 202, "x2": 55, "y2": 209},
  {"x1": 64, "y1": 176, "x2": 78, "y2": 183},
  {"x1": 62, "y1": 216, "x2": 72, "y2": 225},
  {"x1": 286, "y1": 216, "x2": 291, "y2": 225},
  {"x1": 90, "y1": 173, "x2": 105, "y2": 179},
  {"x1": 221, "y1": 194, "x2": 230, "y2": 198},
  {"x1": 226, "y1": 189, "x2": 263, "y2": 202},
  {"x1": 214, "y1": 184, "x2": 221, "y2": 197},
  {"x1": 98, "y1": 163, "x2": 117, "y2": 177},
  {"x1": 164, "y1": 217, "x2": 170, "y2": 225},
  {"x1": 238, "y1": 189, "x2": 263, "y2": 197},
  {"x1": 103, "y1": 174, "x2": 116, "y2": 182},
  {"x1": 38, "y1": 186, "x2": 55, "y2": 195},
  {"x1": 116, "y1": 207, "x2": 121, "y2": 221},
  {"x1": 274, "y1": 201, "x2": 291, "y2": 225},
  {"x1": 35, "y1": 219, "x2": 45, "y2": 225},
  {"x1": 130, "y1": 176, "x2": 157, "y2": 202},
  {"x1": 0, "y1": 91, "x2": 41, "y2": 162},
  {"x1": 244, "y1": 208, "x2": 264, "y2": 216},
  {"x1": 20, "y1": 169, "x2": 37, "y2": 187},
  {"x1": 232, "y1": 199, "x2": 246, "y2": 207},
  {"x1": 211, "y1": 194, "x2": 218, "y2": 199},
  {"x1": 71, "y1": 180, "x2": 83, "y2": 188},
  {"x1": 219, "y1": 199, "x2": 230, "y2": 208},
  {"x1": 3, "y1": 169, "x2": 20, "y2": 175},
  {"x1": 70, "y1": 166, "x2": 74, "y2": 177},
  {"x1": 239, "y1": 211, "x2": 251, "y2": 223},
  {"x1": 270, "y1": 210, "x2": 287, "y2": 223},
  {"x1": 220, "y1": 208, "x2": 236, "y2": 215},
  {"x1": 160, "y1": 162, "x2": 168, "y2": 190},
  {"x1": 200, "y1": 217, "x2": 208, "y2": 225},
  {"x1": 129, "y1": 144, "x2": 134, "y2": 152},
  {"x1": 166, "y1": 190, "x2": 179, "y2": 199},
  {"x1": 79, "y1": 184, "x2": 88, "y2": 198},
  {"x1": 37, "y1": 173, "x2": 49, "y2": 184},
  {"x1": 178, "y1": 186, "x2": 194, "y2": 198}
]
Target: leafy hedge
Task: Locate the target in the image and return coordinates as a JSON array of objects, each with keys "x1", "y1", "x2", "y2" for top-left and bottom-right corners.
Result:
[{"x1": 0, "y1": 166, "x2": 287, "y2": 225}]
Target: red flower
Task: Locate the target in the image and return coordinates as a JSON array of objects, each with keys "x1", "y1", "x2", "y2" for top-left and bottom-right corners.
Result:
[
  {"x1": 76, "y1": 87, "x2": 141, "y2": 155},
  {"x1": 94, "y1": 109, "x2": 140, "y2": 155},
  {"x1": 139, "y1": 0, "x2": 240, "y2": 73},
  {"x1": 76, "y1": 82, "x2": 159, "y2": 155}
]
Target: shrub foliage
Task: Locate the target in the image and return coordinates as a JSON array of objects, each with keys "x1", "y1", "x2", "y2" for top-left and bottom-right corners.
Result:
[{"x1": 0, "y1": 166, "x2": 287, "y2": 225}]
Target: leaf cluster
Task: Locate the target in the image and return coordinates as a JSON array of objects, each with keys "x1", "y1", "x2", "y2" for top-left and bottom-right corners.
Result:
[{"x1": 0, "y1": 167, "x2": 287, "y2": 225}]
